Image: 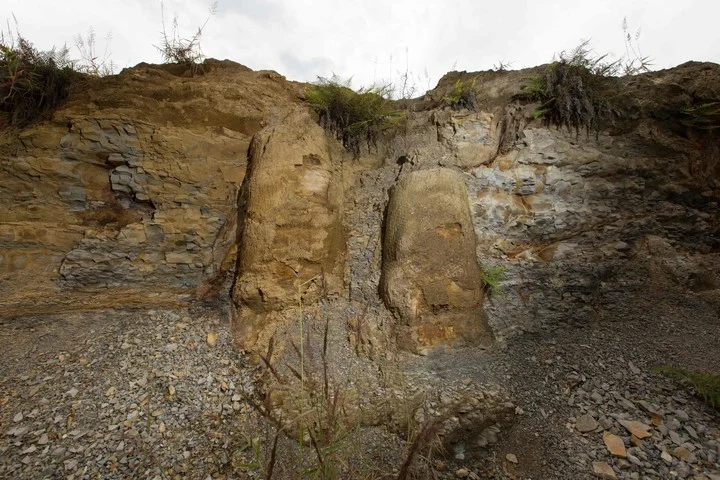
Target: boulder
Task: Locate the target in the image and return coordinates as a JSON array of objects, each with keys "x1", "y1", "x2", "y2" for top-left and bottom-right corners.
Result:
[
  {"x1": 232, "y1": 108, "x2": 346, "y2": 348},
  {"x1": 381, "y1": 168, "x2": 493, "y2": 352}
]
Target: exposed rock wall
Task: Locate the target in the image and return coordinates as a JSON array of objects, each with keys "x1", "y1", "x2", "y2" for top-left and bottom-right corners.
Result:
[
  {"x1": 1, "y1": 60, "x2": 718, "y2": 347},
  {"x1": 0, "y1": 62, "x2": 301, "y2": 315},
  {"x1": 2, "y1": 59, "x2": 719, "y2": 449}
]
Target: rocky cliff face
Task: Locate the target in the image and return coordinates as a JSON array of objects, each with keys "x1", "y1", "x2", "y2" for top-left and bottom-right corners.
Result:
[
  {"x1": 2, "y1": 60, "x2": 719, "y2": 439},
  {"x1": 1, "y1": 62, "x2": 302, "y2": 315}
]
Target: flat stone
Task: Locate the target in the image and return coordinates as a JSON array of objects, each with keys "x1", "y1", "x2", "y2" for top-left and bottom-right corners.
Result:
[
  {"x1": 506, "y1": 453, "x2": 518, "y2": 464},
  {"x1": 618, "y1": 420, "x2": 652, "y2": 439},
  {"x1": 674, "y1": 410, "x2": 689, "y2": 422},
  {"x1": 673, "y1": 447, "x2": 693, "y2": 462},
  {"x1": 576, "y1": 414, "x2": 599, "y2": 433},
  {"x1": 592, "y1": 461, "x2": 617, "y2": 479},
  {"x1": 603, "y1": 431, "x2": 627, "y2": 458}
]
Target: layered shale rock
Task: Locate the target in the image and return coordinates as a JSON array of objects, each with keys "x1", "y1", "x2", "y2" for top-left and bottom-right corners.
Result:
[{"x1": 0, "y1": 62, "x2": 300, "y2": 315}]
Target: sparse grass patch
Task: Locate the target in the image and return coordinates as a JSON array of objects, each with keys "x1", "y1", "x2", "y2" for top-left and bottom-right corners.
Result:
[
  {"x1": 654, "y1": 365, "x2": 720, "y2": 409},
  {"x1": 445, "y1": 77, "x2": 477, "y2": 110},
  {"x1": 74, "y1": 27, "x2": 115, "y2": 77},
  {"x1": 155, "y1": 1, "x2": 217, "y2": 76},
  {"x1": 481, "y1": 266, "x2": 507, "y2": 298},
  {"x1": 305, "y1": 76, "x2": 405, "y2": 158},
  {"x1": 680, "y1": 102, "x2": 720, "y2": 131}
]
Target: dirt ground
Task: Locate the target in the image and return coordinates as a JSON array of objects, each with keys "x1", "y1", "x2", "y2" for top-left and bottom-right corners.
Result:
[{"x1": 1, "y1": 285, "x2": 719, "y2": 479}]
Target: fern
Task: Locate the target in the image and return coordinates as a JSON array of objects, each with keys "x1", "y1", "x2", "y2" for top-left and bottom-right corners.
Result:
[
  {"x1": 515, "y1": 40, "x2": 625, "y2": 136},
  {"x1": 445, "y1": 77, "x2": 477, "y2": 111}
]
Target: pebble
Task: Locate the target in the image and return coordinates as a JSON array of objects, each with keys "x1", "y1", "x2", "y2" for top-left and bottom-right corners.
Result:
[
  {"x1": 576, "y1": 414, "x2": 599, "y2": 433},
  {"x1": 592, "y1": 461, "x2": 617, "y2": 479},
  {"x1": 455, "y1": 468, "x2": 469, "y2": 478},
  {"x1": 0, "y1": 309, "x2": 257, "y2": 479}
]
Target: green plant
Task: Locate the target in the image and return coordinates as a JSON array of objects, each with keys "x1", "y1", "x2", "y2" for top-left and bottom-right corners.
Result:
[
  {"x1": 0, "y1": 28, "x2": 77, "y2": 127},
  {"x1": 680, "y1": 102, "x2": 720, "y2": 131},
  {"x1": 481, "y1": 266, "x2": 507, "y2": 298},
  {"x1": 445, "y1": 77, "x2": 477, "y2": 110},
  {"x1": 306, "y1": 76, "x2": 405, "y2": 158},
  {"x1": 155, "y1": 1, "x2": 217, "y2": 75},
  {"x1": 654, "y1": 365, "x2": 720, "y2": 409},
  {"x1": 515, "y1": 40, "x2": 627, "y2": 136}
]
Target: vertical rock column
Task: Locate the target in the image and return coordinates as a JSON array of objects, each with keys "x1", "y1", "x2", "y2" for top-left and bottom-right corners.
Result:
[
  {"x1": 232, "y1": 109, "x2": 346, "y2": 349},
  {"x1": 381, "y1": 168, "x2": 493, "y2": 353}
]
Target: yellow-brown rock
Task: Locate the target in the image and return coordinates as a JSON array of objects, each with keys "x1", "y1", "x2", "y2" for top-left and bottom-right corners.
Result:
[
  {"x1": 0, "y1": 62, "x2": 301, "y2": 315},
  {"x1": 603, "y1": 431, "x2": 627, "y2": 458},
  {"x1": 381, "y1": 168, "x2": 493, "y2": 352},
  {"x1": 231, "y1": 108, "x2": 346, "y2": 348}
]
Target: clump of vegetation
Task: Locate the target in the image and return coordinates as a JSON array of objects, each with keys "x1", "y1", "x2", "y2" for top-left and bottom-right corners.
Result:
[
  {"x1": 493, "y1": 60, "x2": 513, "y2": 72},
  {"x1": 680, "y1": 102, "x2": 720, "y2": 131},
  {"x1": 306, "y1": 76, "x2": 405, "y2": 158},
  {"x1": 155, "y1": 1, "x2": 217, "y2": 75},
  {"x1": 0, "y1": 29, "x2": 77, "y2": 127},
  {"x1": 515, "y1": 40, "x2": 627, "y2": 136},
  {"x1": 481, "y1": 265, "x2": 508, "y2": 298},
  {"x1": 445, "y1": 77, "x2": 477, "y2": 110},
  {"x1": 654, "y1": 365, "x2": 720, "y2": 409},
  {"x1": 620, "y1": 17, "x2": 654, "y2": 76},
  {"x1": 74, "y1": 27, "x2": 115, "y2": 77}
]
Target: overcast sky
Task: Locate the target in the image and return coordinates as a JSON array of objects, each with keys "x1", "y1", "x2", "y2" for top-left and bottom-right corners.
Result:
[{"x1": 2, "y1": 0, "x2": 719, "y2": 94}]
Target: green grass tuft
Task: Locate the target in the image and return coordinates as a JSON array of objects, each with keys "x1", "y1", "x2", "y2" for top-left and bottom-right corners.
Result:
[
  {"x1": 445, "y1": 77, "x2": 477, "y2": 111},
  {"x1": 305, "y1": 76, "x2": 405, "y2": 158},
  {"x1": 680, "y1": 102, "x2": 720, "y2": 131},
  {"x1": 654, "y1": 365, "x2": 720, "y2": 409},
  {"x1": 481, "y1": 266, "x2": 507, "y2": 298}
]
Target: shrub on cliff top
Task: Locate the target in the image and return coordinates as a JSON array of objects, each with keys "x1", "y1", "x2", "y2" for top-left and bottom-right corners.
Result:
[
  {"x1": 305, "y1": 76, "x2": 404, "y2": 158},
  {"x1": 515, "y1": 40, "x2": 628, "y2": 136},
  {"x1": 155, "y1": 1, "x2": 217, "y2": 76},
  {"x1": 0, "y1": 32, "x2": 77, "y2": 127}
]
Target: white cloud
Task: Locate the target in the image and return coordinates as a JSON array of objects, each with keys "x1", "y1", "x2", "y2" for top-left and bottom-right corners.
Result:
[{"x1": 2, "y1": 0, "x2": 718, "y2": 93}]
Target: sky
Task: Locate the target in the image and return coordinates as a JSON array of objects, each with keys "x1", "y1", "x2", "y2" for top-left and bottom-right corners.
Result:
[{"x1": 2, "y1": 0, "x2": 719, "y2": 95}]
